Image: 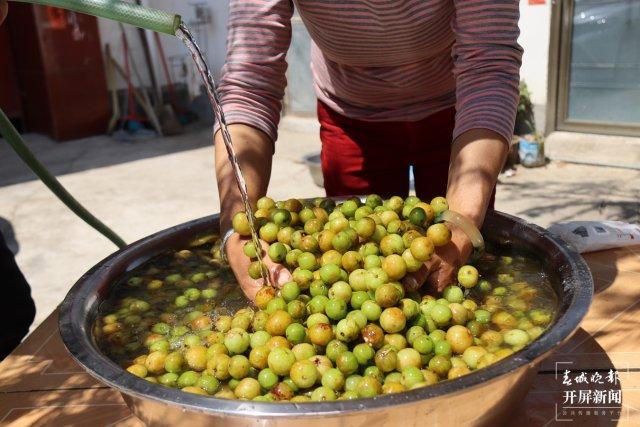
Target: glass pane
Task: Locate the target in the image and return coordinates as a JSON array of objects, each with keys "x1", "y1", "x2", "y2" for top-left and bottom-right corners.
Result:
[{"x1": 567, "y1": 0, "x2": 640, "y2": 125}]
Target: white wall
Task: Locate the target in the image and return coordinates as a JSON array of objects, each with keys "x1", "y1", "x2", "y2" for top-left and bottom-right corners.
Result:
[
  {"x1": 97, "y1": 0, "x2": 228, "y2": 93},
  {"x1": 518, "y1": 0, "x2": 552, "y2": 105}
]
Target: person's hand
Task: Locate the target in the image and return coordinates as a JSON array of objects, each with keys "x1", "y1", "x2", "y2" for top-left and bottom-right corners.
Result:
[
  {"x1": 402, "y1": 226, "x2": 472, "y2": 293},
  {"x1": 402, "y1": 127, "x2": 506, "y2": 293},
  {"x1": 225, "y1": 233, "x2": 293, "y2": 301},
  {"x1": 1, "y1": 0, "x2": 8, "y2": 26}
]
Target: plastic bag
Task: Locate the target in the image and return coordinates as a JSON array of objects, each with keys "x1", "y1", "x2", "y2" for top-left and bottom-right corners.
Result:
[{"x1": 547, "y1": 221, "x2": 640, "y2": 253}]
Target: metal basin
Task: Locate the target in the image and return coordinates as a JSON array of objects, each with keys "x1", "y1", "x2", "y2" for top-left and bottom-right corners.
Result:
[{"x1": 59, "y1": 210, "x2": 593, "y2": 426}]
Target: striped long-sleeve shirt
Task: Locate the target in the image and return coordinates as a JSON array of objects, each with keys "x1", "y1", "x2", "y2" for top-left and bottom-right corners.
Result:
[{"x1": 218, "y1": 0, "x2": 523, "y2": 145}]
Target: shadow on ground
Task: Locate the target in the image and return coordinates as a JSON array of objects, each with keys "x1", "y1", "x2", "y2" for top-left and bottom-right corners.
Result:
[
  {"x1": 0, "y1": 217, "x2": 19, "y2": 255},
  {"x1": 0, "y1": 123, "x2": 213, "y2": 187},
  {"x1": 498, "y1": 178, "x2": 640, "y2": 224}
]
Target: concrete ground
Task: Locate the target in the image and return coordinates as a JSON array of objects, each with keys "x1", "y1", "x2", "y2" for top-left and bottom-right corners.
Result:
[{"x1": 1, "y1": 124, "x2": 639, "y2": 330}]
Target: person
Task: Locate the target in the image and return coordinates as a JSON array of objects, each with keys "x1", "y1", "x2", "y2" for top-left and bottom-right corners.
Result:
[
  {"x1": 214, "y1": 0, "x2": 522, "y2": 301},
  {"x1": 0, "y1": 226, "x2": 36, "y2": 359},
  {"x1": 0, "y1": 1, "x2": 37, "y2": 359}
]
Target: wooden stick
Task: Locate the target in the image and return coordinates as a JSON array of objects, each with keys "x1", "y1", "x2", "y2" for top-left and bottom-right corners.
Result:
[
  {"x1": 107, "y1": 52, "x2": 164, "y2": 136},
  {"x1": 104, "y1": 44, "x2": 121, "y2": 135}
]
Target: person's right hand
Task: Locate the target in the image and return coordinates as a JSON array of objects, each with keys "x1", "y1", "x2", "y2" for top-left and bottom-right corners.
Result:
[
  {"x1": 225, "y1": 233, "x2": 293, "y2": 301},
  {"x1": 1, "y1": 0, "x2": 8, "y2": 25}
]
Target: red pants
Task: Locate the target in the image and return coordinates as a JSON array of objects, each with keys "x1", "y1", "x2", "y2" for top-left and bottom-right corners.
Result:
[
  {"x1": 318, "y1": 101, "x2": 495, "y2": 207},
  {"x1": 319, "y1": 100, "x2": 456, "y2": 201}
]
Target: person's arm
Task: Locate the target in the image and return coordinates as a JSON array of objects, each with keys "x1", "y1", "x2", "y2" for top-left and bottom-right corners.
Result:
[
  {"x1": 447, "y1": 130, "x2": 507, "y2": 229},
  {"x1": 216, "y1": 124, "x2": 292, "y2": 301},
  {"x1": 447, "y1": 0, "x2": 522, "y2": 222},
  {"x1": 216, "y1": 125, "x2": 272, "y2": 234},
  {"x1": 215, "y1": 0, "x2": 294, "y2": 300},
  {"x1": 217, "y1": 0, "x2": 294, "y2": 230},
  {"x1": 404, "y1": 0, "x2": 521, "y2": 292},
  {"x1": 404, "y1": 130, "x2": 508, "y2": 292}
]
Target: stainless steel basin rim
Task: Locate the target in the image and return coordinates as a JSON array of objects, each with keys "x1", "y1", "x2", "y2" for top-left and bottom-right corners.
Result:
[{"x1": 58, "y1": 210, "x2": 593, "y2": 418}]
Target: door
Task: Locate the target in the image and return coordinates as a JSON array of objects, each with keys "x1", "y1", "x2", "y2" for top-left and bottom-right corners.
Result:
[
  {"x1": 0, "y1": 25, "x2": 23, "y2": 128},
  {"x1": 7, "y1": 3, "x2": 110, "y2": 141},
  {"x1": 548, "y1": 0, "x2": 640, "y2": 136}
]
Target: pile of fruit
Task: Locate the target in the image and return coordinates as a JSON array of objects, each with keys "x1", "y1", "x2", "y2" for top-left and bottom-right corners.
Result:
[{"x1": 97, "y1": 195, "x2": 554, "y2": 402}]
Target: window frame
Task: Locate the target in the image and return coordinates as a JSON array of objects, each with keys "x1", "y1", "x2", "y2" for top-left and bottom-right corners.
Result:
[{"x1": 546, "y1": 0, "x2": 640, "y2": 137}]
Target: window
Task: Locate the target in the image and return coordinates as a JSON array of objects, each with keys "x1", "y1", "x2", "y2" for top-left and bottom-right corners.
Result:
[{"x1": 548, "y1": 0, "x2": 640, "y2": 136}]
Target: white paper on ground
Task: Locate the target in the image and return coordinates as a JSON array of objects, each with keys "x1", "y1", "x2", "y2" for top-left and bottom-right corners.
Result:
[{"x1": 547, "y1": 221, "x2": 640, "y2": 253}]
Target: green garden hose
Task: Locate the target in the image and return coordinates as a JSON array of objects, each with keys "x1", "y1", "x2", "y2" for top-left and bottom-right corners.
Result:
[
  {"x1": 11, "y1": 0, "x2": 181, "y2": 35},
  {"x1": 0, "y1": 107, "x2": 127, "y2": 248}
]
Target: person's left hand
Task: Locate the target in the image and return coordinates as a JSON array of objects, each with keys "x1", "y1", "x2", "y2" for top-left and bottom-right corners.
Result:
[
  {"x1": 1, "y1": 0, "x2": 8, "y2": 26},
  {"x1": 402, "y1": 226, "x2": 472, "y2": 293}
]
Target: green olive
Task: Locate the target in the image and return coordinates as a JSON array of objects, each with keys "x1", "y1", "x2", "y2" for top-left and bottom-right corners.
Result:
[
  {"x1": 426, "y1": 223, "x2": 451, "y2": 247},
  {"x1": 285, "y1": 323, "x2": 306, "y2": 344},
  {"x1": 127, "y1": 364, "x2": 148, "y2": 378},
  {"x1": 341, "y1": 251, "x2": 363, "y2": 272},
  {"x1": 234, "y1": 378, "x2": 261, "y2": 399},
  {"x1": 429, "y1": 197, "x2": 448, "y2": 215},
  {"x1": 311, "y1": 386, "x2": 336, "y2": 401},
  {"x1": 267, "y1": 347, "x2": 296, "y2": 376},
  {"x1": 446, "y1": 325, "x2": 474, "y2": 354},
  {"x1": 307, "y1": 323, "x2": 334, "y2": 346},
  {"x1": 457, "y1": 265, "x2": 479, "y2": 288},
  {"x1": 268, "y1": 242, "x2": 288, "y2": 263},
  {"x1": 177, "y1": 370, "x2": 201, "y2": 388},
  {"x1": 503, "y1": 329, "x2": 530, "y2": 347},
  {"x1": 430, "y1": 304, "x2": 452, "y2": 326},
  {"x1": 365, "y1": 268, "x2": 388, "y2": 292},
  {"x1": 361, "y1": 323, "x2": 385, "y2": 349},
  {"x1": 228, "y1": 355, "x2": 251, "y2": 379},
  {"x1": 410, "y1": 237, "x2": 435, "y2": 262},
  {"x1": 290, "y1": 360, "x2": 318, "y2": 389},
  {"x1": 379, "y1": 307, "x2": 406, "y2": 333},
  {"x1": 232, "y1": 212, "x2": 252, "y2": 236},
  {"x1": 224, "y1": 328, "x2": 250, "y2": 354},
  {"x1": 428, "y1": 355, "x2": 451, "y2": 377},
  {"x1": 249, "y1": 346, "x2": 270, "y2": 370},
  {"x1": 382, "y1": 254, "x2": 407, "y2": 281},
  {"x1": 335, "y1": 318, "x2": 360, "y2": 342},
  {"x1": 336, "y1": 351, "x2": 359, "y2": 375},
  {"x1": 374, "y1": 283, "x2": 401, "y2": 308},
  {"x1": 265, "y1": 310, "x2": 293, "y2": 336},
  {"x1": 319, "y1": 264, "x2": 342, "y2": 285},
  {"x1": 357, "y1": 375, "x2": 382, "y2": 398},
  {"x1": 462, "y1": 346, "x2": 487, "y2": 369},
  {"x1": 374, "y1": 347, "x2": 398, "y2": 373},
  {"x1": 292, "y1": 343, "x2": 316, "y2": 361}
]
